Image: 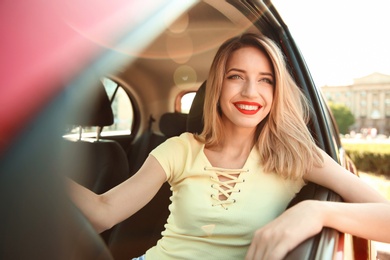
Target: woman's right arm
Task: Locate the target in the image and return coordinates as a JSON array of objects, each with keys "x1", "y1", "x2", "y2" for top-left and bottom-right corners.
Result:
[{"x1": 67, "y1": 154, "x2": 167, "y2": 233}]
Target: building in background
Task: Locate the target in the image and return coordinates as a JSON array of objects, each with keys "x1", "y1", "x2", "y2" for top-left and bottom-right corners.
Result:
[{"x1": 321, "y1": 73, "x2": 390, "y2": 136}]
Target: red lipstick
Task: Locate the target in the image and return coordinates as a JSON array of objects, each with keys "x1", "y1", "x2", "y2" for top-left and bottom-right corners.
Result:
[{"x1": 233, "y1": 101, "x2": 262, "y2": 115}]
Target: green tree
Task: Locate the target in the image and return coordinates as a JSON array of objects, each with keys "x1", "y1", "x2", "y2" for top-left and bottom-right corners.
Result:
[{"x1": 328, "y1": 102, "x2": 355, "y2": 134}]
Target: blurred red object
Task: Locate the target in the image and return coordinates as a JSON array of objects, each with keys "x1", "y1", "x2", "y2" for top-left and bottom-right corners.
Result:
[{"x1": 0, "y1": 0, "x2": 159, "y2": 154}]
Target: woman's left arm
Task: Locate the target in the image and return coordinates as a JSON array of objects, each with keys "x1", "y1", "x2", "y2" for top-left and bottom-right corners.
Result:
[
  {"x1": 246, "y1": 149, "x2": 390, "y2": 260},
  {"x1": 304, "y1": 149, "x2": 390, "y2": 242}
]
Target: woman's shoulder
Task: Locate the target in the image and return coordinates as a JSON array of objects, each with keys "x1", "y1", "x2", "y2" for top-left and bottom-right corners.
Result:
[
  {"x1": 166, "y1": 132, "x2": 201, "y2": 146},
  {"x1": 150, "y1": 132, "x2": 205, "y2": 182},
  {"x1": 152, "y1": 132, "x2": 203, "y2": 155}
]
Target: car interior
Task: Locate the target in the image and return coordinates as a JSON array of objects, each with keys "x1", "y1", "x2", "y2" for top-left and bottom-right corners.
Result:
[
  {"x1": 0, "y1": 0, "x2": 372, "y2": 259},
  {"x1": 61, "y1": 1, "x2": 343, "y2": 259}
]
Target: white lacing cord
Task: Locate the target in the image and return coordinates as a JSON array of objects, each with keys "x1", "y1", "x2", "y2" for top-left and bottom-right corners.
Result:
[{"x1": 204, "y1": 166, "x2": 248, "y2": 209}]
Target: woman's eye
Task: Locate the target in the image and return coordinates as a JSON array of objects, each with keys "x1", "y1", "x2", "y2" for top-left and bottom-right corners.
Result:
[
  {"x1": 260, "y1": 78, "x2": 274, "y2": 85},
  {"x1": 227, "y1": 74, "x2": 242, "y2": 80}
]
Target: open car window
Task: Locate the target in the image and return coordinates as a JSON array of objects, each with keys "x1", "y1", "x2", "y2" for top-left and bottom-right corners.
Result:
[
  {"x1": 100, "y1": 78, "x2": 134, "y2": 136},
  {"x1": 179, "y1": 91, "x2": 196, "y2": 114},
  {"x1": 64, "y1": 77, "x2": 135, "y2": 138}
]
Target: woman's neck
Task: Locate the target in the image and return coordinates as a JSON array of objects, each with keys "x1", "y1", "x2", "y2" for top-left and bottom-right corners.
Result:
[{"x1": 204, "y1": 126, "x2": 255, "y2": 169}]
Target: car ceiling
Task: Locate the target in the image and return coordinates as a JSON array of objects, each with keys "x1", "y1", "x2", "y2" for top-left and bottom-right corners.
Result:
[{"x1": 108, "y1": 1, "x2": 260, "y2": 118}]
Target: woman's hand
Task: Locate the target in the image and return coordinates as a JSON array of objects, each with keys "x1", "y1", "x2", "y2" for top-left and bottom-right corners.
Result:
[{"x1": 245, "y1": 200, "x2": 324, "y2": 260}]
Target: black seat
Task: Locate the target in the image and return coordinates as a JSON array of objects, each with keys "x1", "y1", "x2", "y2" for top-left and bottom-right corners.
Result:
[
  {"x1": 126, "y1": 112, "x2": 189, "y2": 176},
  {"x1": 62, "y1": 140, "x2": 129, "y2": 194},
  {"x1": 62, "y1": 81, "x2": 129, "y2": 242},
  {"x1": 126, "y1": 116, "x2": 166, "y2": 176},
  {"x1": 160, "y1": 112, "x2": 188, "y2": 138},
  {"x1": 107, "y1": 112, "x2": 188, "y2": 260}
]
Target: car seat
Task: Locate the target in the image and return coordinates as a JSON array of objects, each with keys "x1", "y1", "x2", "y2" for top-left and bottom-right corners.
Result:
[
  {"x1": 61, "y1": 80, "x2": 129, "y2": 242},
  {"x1": 107, "y1": 112, "x2": 188, "y2": 260}
]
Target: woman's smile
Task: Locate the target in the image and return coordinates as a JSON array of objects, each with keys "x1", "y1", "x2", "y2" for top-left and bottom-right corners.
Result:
[{"x1": 233, "y1": 101, "x2": 262, "y2": 115}]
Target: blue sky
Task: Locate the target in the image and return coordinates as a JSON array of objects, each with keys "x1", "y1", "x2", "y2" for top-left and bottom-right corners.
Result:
[{"x1": 272, "y1": 0, "x2": 390, "y2": 87}]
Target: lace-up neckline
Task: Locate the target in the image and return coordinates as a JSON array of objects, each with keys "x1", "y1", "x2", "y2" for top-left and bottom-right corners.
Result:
[{"x1": 204, "y1": 166, "x2": 249, "y2": 209}]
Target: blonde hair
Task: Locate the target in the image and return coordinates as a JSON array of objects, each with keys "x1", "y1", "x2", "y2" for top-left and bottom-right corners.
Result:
[{"x1": 196, "y1": 33, "x2": 323, "y2": 180}]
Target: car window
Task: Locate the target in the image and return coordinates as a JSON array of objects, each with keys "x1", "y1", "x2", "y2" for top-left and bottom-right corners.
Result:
[
  {"x1": 179, "y1": 91, "x2": 196, "y2": 114},
  {"x1": 320, "y1": 94, "x2": 342, "y2": 149},
  {"x1": 101, "y1": 77, "x2": 134, "y2": 136},
  {"x1": 64, "y1": 78, "x2": 134, "y2": 138}
]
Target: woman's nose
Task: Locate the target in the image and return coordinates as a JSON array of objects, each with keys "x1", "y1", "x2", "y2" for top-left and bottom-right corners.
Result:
[{"x1": 241, "y1": 80, "x2": 257, "y2": 98}]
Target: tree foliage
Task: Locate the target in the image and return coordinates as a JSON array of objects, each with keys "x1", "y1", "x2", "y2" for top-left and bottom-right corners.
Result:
[{"x1": 328, "y1": 102, "x2": 355, "y2": 134}]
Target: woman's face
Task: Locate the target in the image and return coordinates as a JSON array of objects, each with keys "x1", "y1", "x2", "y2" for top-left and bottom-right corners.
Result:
[{"x1": 219, "y1": 46, "x2": 274, "y2": 130}]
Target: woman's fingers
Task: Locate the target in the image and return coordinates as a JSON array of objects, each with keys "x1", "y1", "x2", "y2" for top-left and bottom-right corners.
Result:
[
  {"x1": 246, "y1": 200, "x2": 324, "y2": 259},
  {"x1": 246, "y1": 227, "x2": 292, "y2": 260}
]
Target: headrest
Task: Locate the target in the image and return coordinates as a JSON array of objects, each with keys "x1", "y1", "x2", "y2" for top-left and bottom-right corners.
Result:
[
  {"x1": 159, "y1": 113, "x2": 188, "y2": 138},
  {"x1": 67, "y1": 81, "x2": 114, "y2": 127},
  {"x1": 186, "y1": 81, "x2": 206, "y2": 134}
]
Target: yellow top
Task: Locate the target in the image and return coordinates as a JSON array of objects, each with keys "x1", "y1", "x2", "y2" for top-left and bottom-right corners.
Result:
[{"x1": 146, "y1": 133, "x2": 305, "y2": 259}]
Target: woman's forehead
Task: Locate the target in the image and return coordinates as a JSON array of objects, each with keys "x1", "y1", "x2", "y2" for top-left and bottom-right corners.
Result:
[{"x1": 225, "y1": 46, "x2": 273, "y2": 73}]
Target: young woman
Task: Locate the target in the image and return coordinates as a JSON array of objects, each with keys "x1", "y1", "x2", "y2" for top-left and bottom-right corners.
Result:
[{"x1": 68, "y1": 33, "x2": 390, "y2": 260}]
